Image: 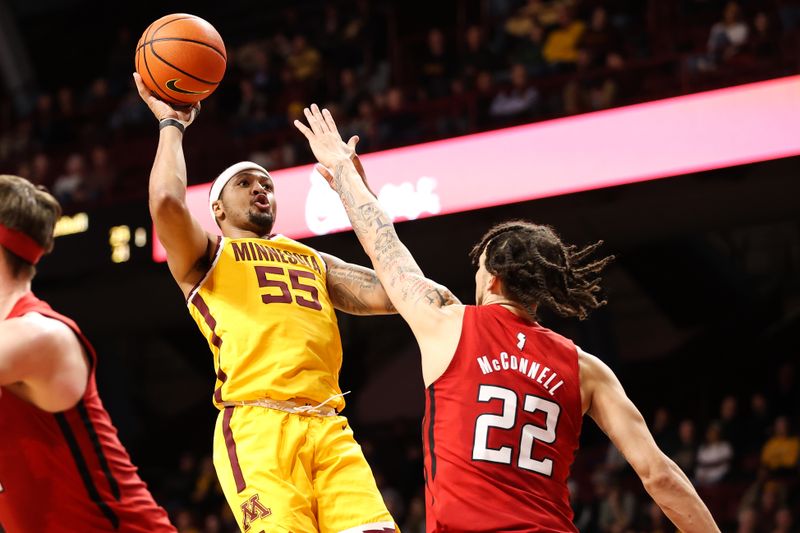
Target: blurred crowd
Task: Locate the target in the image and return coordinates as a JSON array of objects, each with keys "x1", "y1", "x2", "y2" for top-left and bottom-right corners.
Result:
[
  {"x1": 0, "y1": 0, "x2": 798, "y2": 211},
  {"x1": 148, "y1": 361, "x2": 799, "y2": 533}
]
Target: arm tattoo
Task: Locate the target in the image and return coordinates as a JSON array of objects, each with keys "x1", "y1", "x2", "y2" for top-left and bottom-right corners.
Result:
[
  {"x1": 327, "y1": 263, "x2": 396, "y2": 315},
  {"x1": 332, "y1": 161, "x2": 459, "y2": 311}
]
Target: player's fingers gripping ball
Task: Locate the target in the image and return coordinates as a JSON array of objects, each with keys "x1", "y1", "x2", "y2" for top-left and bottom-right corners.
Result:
[{"x1": 135, "y1": 13, "x2": 226, "y2": 105}]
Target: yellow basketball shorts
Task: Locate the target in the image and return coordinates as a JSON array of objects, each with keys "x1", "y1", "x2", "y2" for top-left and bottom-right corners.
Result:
[{"x1": 213, "y1": 405, "x2": 398, "y2": 533}]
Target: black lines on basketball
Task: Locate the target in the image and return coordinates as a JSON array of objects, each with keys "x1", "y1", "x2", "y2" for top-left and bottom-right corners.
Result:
[
  {"x1": 148, "y1": 41, "x2": 223, "y2": 85},
  {"x1": 138, "y1": 37, "x2": 226, "y2": 61}
]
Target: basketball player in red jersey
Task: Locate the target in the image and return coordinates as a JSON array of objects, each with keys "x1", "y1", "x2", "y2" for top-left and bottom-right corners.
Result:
[
  {"x1": 295, "y1": 105, "x2": 721, "y2": 533},
  {"x1": 0, "y1": 175, "x2": 176, "y2": 532}
]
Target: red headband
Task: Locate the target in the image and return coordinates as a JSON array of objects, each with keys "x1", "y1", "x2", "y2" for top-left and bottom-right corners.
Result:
[{"x1": 0, "y1": 224, "x2": 45, "y2": 265}]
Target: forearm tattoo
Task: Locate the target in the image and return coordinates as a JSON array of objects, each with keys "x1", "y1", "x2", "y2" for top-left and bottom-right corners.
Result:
[
  {"x1": 332, "y1": 163, "x2": 459, "y2": 309},
  {"x1": 327, "y1": 264, "x2": 396, "y2": 315}
]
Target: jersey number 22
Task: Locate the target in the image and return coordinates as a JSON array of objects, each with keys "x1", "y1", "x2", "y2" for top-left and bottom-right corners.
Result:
[{"x1": 472, "y1": 384, "x2": 560, "y2": 476}]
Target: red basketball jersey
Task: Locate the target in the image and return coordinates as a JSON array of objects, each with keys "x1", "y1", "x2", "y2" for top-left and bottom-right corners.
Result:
[
  {"x1": 0, "y1": 292, "x2": 175, "y2": 533},
  {"x1": 423, "y1": 304, "x2": 582, "y2": 533}
]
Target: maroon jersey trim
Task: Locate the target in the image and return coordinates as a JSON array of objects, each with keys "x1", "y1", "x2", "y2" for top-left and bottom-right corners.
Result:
[
  {"x1": 223, "y1": 407, "x2": 247, "y2": 493},
  {"x1": 54, "y1": 411, "x2": 120, "y2": 529},
  {"x1": 190, "y1": 293, "x2": 227, "y2": 403},
  {"x1": 185, "y1": 236, "x2": 223, "y2": 304}
]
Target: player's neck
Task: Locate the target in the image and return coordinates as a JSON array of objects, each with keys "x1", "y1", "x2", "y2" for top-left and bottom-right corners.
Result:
[
  {"x1": 482, "y1": 294, "x2": 536, "y2": 322},
  {"x1": 223, "y1": 226, "x2": 272, "y2": 239},
  {"x1": 0, "y1": 271, "x2": 31, "y2": 320}
]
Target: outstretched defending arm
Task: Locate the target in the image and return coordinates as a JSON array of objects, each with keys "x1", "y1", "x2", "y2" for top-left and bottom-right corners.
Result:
[
  {"x1": 579, "y1": 349, "x2": 720, "y2": 533},
  {"x1": 134, "y1": 73, "x2": 214, "y2": 296},
  {"x1": 294, "y1": 105, "x2": 460, "y2": 339}
]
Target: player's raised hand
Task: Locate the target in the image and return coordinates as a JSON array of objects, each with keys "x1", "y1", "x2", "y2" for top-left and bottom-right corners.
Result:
[
  {"x1": 133, "y1": 72, "x2": 199, "y2": 127},
  {"x1": 294, "y1": 104, "x2": 352, "y2": 170},
  {"x1": 314, "y1": 135, "x2": 377, "y2": 197}
]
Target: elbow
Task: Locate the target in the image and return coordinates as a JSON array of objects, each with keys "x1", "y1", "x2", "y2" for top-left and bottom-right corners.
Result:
[
  {"x1": 149, "y1": 189, "x2": 185, "y2": 218},
  {"x1": 642, "y1": 459, "x2": 681, "y2": 493}
]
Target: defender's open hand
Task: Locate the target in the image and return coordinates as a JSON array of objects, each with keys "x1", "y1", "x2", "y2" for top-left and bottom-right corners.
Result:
[{"x1": 293, "y1": 104, "x2": 354, "y2": 170}]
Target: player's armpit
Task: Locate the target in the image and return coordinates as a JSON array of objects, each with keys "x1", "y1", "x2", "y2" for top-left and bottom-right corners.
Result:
[{"x1": 321, "y1": 253, "x2": 397, "y2": 316}]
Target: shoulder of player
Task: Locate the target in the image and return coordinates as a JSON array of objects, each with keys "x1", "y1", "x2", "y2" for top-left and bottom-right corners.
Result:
[
  {"x1": 576, "y1": 347, "x2": 622, "y2": 414},
  {"x1": 416, "y1": 302, "x2": 465, "y2": 339},
  {"x1": 14, "y1": 313, "x2": 82, "y2": 358},
  {"x1": 577, "y1": 348, "x2": 606, "y2": 382},
  {"x1": 1, "y1": 313, "x2": 84, "y2": 382}
]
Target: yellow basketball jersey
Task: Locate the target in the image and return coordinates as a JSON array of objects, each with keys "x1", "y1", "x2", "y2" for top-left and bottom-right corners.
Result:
[{"x1": 187, "y1": 235, "x2": 345, "y2": 411}]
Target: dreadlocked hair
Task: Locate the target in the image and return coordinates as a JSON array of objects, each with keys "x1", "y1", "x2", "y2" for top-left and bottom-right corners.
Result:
[{"x1": 469, "y1": 220, "x2": 614, "y2": 320}]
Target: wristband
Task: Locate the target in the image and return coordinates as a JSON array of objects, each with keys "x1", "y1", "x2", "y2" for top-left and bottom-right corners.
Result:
[{"x1": 159, "y1": 118, "x2": 185, "y2": 134}]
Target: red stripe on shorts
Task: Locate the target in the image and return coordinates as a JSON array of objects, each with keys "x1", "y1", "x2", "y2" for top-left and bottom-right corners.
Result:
[{"x1": 223, "y1": 406, "x2": 246, "y2": 493}]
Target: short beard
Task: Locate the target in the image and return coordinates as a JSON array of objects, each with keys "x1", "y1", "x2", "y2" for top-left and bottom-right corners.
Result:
[{"x1": 248, "y1": 210, "x2": 274, "y2": 234}]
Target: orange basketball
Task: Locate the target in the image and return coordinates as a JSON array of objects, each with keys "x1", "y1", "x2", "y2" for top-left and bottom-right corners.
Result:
[{"x1": 135, "y1": 13, "x2": 226, "y2": 105}]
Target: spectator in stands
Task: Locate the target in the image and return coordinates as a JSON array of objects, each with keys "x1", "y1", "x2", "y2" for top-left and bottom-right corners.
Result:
[
  {"x1": 651, "y1": 406, "x2": 678, "y2": 455},
  {"x1": 578, "y1": 6, "x2": 623, "y2": 68},
  {"x1": 474, "y1": 70, "x2": 497, "y2": 130},
  {"x1": 86, "y1": 145, "x2": 116, "y2": 202},
  {"x1": 637, "y1": 501, "x2": 672, "y2": 533},
  {"x1": 603, "y1": 442, "x2": 628, "y2": 476},
  {"x1": 505, "y1": 0, "x2": 561, "y2": 38},
  {"x1": 418, "y1": 28, "x2": 455, "y2": 99},
  {"x1": 744, "y1": 12, "x2": 782, "y2": 65},
  {"x1": 597, "y1": 478, "x2": 637, "y2": 533},
  {"x1": 248, "y1": 47, "x2": 281, "y2": 101},
  {"x1": 341, "y1": 97, "x2": 378, "y2": 152},
  {"x1": 489, "y1": 63, "x2": 539, "y2": 126},
  {"x1": 82, "y1": 78, "x2": 115, "y2": 124},
  {"x1": 563, "y1": 46, "x2": 623, "y2": 114},
  {"x1": 671, "y1": 418, "x2": 698, "y2": 475},
  {"x1": 720, "y1": 394, "x2": 746, "y2": 459},
  {"x1": 754, "y1": 483, "x2": 782, "y2": 531},
  {"x1": 401, "y1": 495, "x2": 425, "y2": 533},
  {"x1": 234, "y1": 79, "x2": 273, "y2": 136},
  {"x1": 460, "y1": 25, "x2": 496, "y2": 88},
  {"x1": 378, "y1": 87, "x2": 419, "y2": 146},
  {"x1": 54, "y1": 86, "x2": 78, "y2": 144},
  {"x1": 776, "y1": 0, "x2": 800, "y2": 32},
  {"x1": 761, "y1": 416, "x2": 799, "y2": 475},
  {"x1": 509, "y1": 21, "x2": 548, "y2": 77},
  {"x1": 32, "y1": 93, "x2": 57, "y2": 148},
  {"x1": 744, "y1": 392, "x2": 773, "y2": 456},
  {"x1": 0, "y1": 118, "x2": 32, "y2": 162},
  {"x1": 285, "y1": 34, "x2": 321, "y2": 83},
  {"x1": 695, "y1": 421, "x2": 734, "y2": 485},
  {"x1": 174, "y1": 509, "x2": 200, "y2": 533},
  {"x1": 543, "y1": 4, "x2": 586, "y2": 72},
  {"x1": 338, "y1": 68, "x2": 367, "y2": 116},
  {"x1": 52, "y1": 152, "x2": 88, "y2": 206},
  {"x1": 109, "y1": 84, "x2": 150, "y2": 131},
  {"x1": 29, "y1": 152, "x2": 53, "y2": 187},
  {"x1": 737, "y1": 506, "x2": 758, "y2": 533},
  {"x1": 773, "y1": 507, "x2": 795, "y2": 533},
  {"x1": 707, "y1": 1, "x2": 749, "y2": 67},
  {"x1": 568, "y1": 479, "x2": 592, "y2": 531}
]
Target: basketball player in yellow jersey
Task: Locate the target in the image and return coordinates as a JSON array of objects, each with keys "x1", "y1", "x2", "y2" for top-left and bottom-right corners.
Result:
[{"x1": 135, "y1": 74, "x2": 397, "y2": 533}]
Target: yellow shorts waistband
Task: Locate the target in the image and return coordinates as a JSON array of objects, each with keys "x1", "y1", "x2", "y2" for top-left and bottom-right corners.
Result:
[{"x1": 220, "y1": 397, "x2": 338, "y2": 417}]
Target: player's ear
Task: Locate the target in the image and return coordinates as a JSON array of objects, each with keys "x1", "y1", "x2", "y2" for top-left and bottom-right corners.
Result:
[
  {"x1": 212, "y1": 199, "x2": 225, "y2": 220},
  {"x1": 487, "y1": 273, "x2": 503, "y2": 295}
]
